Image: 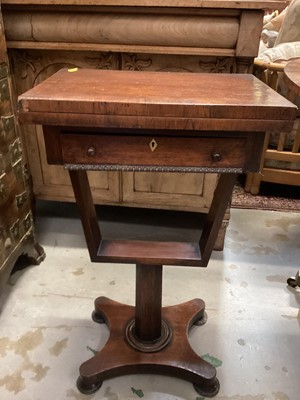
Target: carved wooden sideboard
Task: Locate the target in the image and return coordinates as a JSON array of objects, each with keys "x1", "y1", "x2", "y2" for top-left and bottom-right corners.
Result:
[
  {"x1": 0, "y1": 4, "x2": 44, "y2": 295},
  {"x1": 1, "y1": 0, "x2": 286, "y2": 248}
]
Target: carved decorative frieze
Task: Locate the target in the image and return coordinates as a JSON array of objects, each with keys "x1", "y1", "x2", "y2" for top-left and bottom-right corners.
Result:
[
  {"x1": 10, "y1": 50, "x2": 119, "y2": 90},
  {"x1": 198, "y1": 57, "x2": 237, "y2": 73},
  {"x1": 85, "y1": 53, "x2": 114, "y2": 70},
  {"x1": 122, "y1": 54, "x2": 152, "y2": 71},
  {"x1": 12, "y1": 51, "x2": 41, "y2": 79}
]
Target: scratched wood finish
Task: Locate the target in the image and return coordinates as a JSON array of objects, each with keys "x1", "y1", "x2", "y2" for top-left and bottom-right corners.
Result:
[
  {"x1": 18, "y1": 69, "x2": 296, "y2": 127},
  {"x1": 18, "y1": 70, "x2": 296, "y2": 139}
]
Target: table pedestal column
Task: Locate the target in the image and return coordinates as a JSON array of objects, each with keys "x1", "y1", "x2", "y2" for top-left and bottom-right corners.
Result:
[{"x1": 77, "y1": 263, "x2": 219, "y2": 397}]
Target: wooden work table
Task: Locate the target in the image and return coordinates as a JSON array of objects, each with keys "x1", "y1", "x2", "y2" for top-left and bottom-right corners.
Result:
[{"x1": 18, "y1": 68, "x2": 296, "y2": 397}]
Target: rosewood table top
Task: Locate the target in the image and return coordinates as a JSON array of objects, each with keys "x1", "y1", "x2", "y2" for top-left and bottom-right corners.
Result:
[{"x1": 18, "y1": 68, "x2": 296, "y2": 132}]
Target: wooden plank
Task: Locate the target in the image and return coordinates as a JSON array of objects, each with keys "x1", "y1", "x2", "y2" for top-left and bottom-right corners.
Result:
[
  {"x1": 18, "y1": 112, "x2": 296, "y2": 133},
  {"x1": 97, "y1": 239, "x2": 202, "y2": 266},
  {"x1": 6, "y1": 41, "x2": 236, "y2": 56},
  {"x1": 265, "y1": 149, "x2": 300, "y2": 163},
  {"x1": 261, "y1": 168, "x2": 300, "y2": 186},
  {"x1": 1, "y1": 0, "x2": 288, "y2": 11}
]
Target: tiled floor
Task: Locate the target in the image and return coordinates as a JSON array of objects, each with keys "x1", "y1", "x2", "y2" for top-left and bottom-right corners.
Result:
[{"x1": 0, "y1": 203, "x2": 299, "y2": 400}]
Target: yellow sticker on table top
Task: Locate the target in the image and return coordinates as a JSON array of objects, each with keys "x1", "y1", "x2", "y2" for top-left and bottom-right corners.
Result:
[{"x1": 68, "y1": 68, "x2": 78, "y2": 72}]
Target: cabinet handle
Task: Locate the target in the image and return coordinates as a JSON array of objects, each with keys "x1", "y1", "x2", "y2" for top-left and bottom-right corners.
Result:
[
  {"x1": 212, "y1": 152, "x2": 221, "y2": 162},
  {"x1": 87, "y1": 146, "x2": 96, "y2": 157}
]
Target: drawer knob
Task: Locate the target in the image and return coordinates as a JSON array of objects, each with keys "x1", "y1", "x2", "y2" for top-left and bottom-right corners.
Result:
[
  {"x1": 212, "y1": 152, "x2": 221, "y2": 162},
  {"x1": 87, "y1": 146, "x2": 96, "y2": 157}
]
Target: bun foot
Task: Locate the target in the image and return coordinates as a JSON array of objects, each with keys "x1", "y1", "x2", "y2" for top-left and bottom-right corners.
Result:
[
  {"x1": 193, "y1": 311, "x2": 207, "y2": 326},
  {"x1": 76, "y1": 376, "x2": 103, "y2": 394},
  {"x1": 91, "y1": 310, "x2": 105, "y2": 324},
  {"x1": 193, "y1": 378, "x2": 220, "y2": 398}
]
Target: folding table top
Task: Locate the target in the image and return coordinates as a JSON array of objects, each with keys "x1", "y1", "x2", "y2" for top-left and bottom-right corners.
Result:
[{"x1": 18, "y1": 68, "x2": 297, "y2": 132}]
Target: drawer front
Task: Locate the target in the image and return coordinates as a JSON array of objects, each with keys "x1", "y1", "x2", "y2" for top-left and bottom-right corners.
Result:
[{"x1": 61, "y1": 134, "x2": 247, "y2": 170}]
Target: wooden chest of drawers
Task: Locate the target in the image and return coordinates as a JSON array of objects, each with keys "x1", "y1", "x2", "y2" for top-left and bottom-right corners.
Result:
[{"x1": 0, "y1": 10, "x2": 44, "y2": 295}]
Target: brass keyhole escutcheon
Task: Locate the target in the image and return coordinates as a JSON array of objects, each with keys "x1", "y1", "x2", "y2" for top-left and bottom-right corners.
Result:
[{"x1": 149, "y1": 139, "x2": 158, "y2": 152}]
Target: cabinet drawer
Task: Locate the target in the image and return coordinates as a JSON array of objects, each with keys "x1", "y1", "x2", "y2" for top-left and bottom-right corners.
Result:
[{"x1": 61, "y1": 134, "x2": 246, "y2": 170}]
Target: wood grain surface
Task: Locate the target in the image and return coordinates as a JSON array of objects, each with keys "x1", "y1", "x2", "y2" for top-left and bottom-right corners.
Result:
[{"x1": 18, "y1": 69, "x2": 296, "y2": 129}]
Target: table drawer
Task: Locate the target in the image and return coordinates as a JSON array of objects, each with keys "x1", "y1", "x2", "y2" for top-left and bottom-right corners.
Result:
[{"x1": 61, "y1": 134, "x2": 247, "y2": 170}]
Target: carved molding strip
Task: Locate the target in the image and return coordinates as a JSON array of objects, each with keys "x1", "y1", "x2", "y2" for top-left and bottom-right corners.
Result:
[{"x1": 64, "y1": 164, "x2": 243, "y2": 174}]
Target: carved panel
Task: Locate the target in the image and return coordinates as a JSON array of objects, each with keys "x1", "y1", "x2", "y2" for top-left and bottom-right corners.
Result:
[
  {"x1": 121, "y1": 53, "x2": 240, "y2": 74},
  {"x1": 11, "y1": 49, "x2": 118, "y2": 91},
  {"x1": 10, "y1": 49, "x2": 120, "y2": 203}
]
